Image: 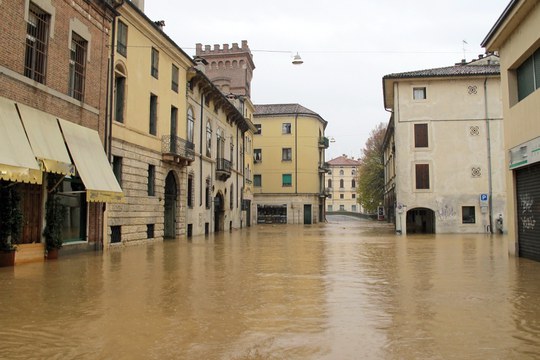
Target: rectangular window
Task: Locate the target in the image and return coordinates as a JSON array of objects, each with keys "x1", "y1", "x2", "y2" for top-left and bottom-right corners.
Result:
[
  {"x1": 282, "y1": 174, "x2": 292, "y2": 187},
  {"x1": 111, "y1": 226, "x2": 121, "y2": 243},
  {"x1": 352, "y1": 194, "x2": 356, "y2": 199},
  {"x1": 149, "y1": 94, "x2": 157, "y2": 135},
  {"x1": 171, "y1": 64, "x2": 179, "y2": 92},
  {"x1": 117, "y1": 20, "x2": 128, "y2": 57},
  {"x1": 339, "y1": 205, "x2": 345, "y2": 211},
  {"x1": 25, "y1": 3, "x2": 50, "y2": 84},
  {"x1": 414, "y1": 123, "x2": 428, "y2": 148},
  {"x1": 352, "y1": 205, "x2": 357, "y2": 212},
  {"x1": 413, "y1": 87, "x2": 426, "y2": 100},
  {"x1": 254, "y1": 149, "x2": 262, "y2": 162},
  {"x1": 462, "y1": 206, "x2": 476, "y2": 224},
  {"x1": 68, "y1": 32, "x2": 87, "y2": 101},
  {"x1": 282, "y1": 123, "x2": 291, "y2": 134},
  {"x1": 516, "y1": 48, "x2": 540, "y2": 101},
  {"x1": 114, "y1": 74, "x2": 125, "y2": 123},
  {"x1": 254, "y1": 124, "x2": 261, "y2": 135},
  {"x1": 112, "y1": 156, "x2": 122, "y2": 186},
  {"x1": 415, "y1": 164, "x2": 430, "y2": 190},
  {"x1": 147, "y1": 224, "x2": 155, "y2": 239},
  {"x1": 340, "y1": 194, "x2": 344, "y2": 199},
  {"x1": 282, "y1": 148, "x2": 292, "y2": 161},
  {"x1": 148, "y1": 164, "x2": 155, "y2": 196},
  {"x1": 254, "y1": 174, "x2": 262, "y2": 187},
  {"x1": 151, "y1": 47, "x2": 159, "y2": 78},
  {"x1": 328, "y1": 205, "x2": 333, "y2": 212},
  {"x1": 187, "y1": 175, "x2": 194, "y2": 208}
]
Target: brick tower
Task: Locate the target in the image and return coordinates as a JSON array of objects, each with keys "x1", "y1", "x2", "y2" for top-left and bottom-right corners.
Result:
[{"x1": 195, "y1": 40, "x2": 255, "y2": 98}]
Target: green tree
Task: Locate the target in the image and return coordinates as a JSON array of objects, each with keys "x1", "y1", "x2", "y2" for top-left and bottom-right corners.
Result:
[{"x1": 357, "y1": 123, "x2": 386, "y2": 213}]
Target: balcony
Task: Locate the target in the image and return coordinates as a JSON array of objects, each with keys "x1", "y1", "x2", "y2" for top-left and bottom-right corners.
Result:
[
  {"x1": 318, "y1": 136, "x2": 330, "y2": 149},
  {"x1": 320, "y1": 187, "x2": 331, "y2": 198},
  {"x1": 216, "y1": 158, "x2": 231, "y2": 181},
  {"x1": 162, "y1": 135, "x2": 195, "y2": 166},
  {"x1": 318, "y1": 162, "x2": 331, "y2": 173}
]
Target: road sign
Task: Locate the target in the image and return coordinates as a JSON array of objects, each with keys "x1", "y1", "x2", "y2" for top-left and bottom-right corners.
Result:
[{"x1": 480, "y1": 193, "x2": 489, "y2": 206}]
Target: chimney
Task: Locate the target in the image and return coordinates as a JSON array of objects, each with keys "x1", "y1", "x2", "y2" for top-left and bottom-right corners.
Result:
[
  {"x1": 193, "y1": 56, "x2": 208, "y2": 73},
  {"x1": 130, "y1": 0, "x2": 145, "y2": 11}
]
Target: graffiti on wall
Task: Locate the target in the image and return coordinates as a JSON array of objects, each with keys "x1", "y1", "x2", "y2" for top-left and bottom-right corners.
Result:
[
  {"x1": 436, "y1": 201, "x2": 456, "y2": 221},
  {"x1": 520, "y1": 193, "x2": 536, "y2": 231}
]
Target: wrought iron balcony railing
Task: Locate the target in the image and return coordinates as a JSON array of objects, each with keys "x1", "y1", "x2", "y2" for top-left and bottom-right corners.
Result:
[
  {"x1": 318, "y1": 136, "x2": 330, "y2": 149},
  {"x1": 161, "y1": 135, "x2": 195, "y2": 165},
  {"x1": 216, "y1": 158, "x2": 231, "y2": 180}
]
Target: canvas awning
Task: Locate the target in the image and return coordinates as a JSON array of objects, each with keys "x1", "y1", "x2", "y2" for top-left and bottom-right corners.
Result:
[
  {"x1": 0, "y1": 97, "x2": 42, "y2": 184},
  {"x1": 58, "y1": 119, "x2": 123, "y2": 203},
  {"x1": 17, "y1": 103, "x2": 75, "y2": 176}
]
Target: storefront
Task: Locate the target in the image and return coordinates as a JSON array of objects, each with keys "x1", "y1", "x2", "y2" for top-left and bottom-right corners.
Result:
[
  {"x1": 0, "y1": 97, "x2": 123, "y2": 262},
  {"x1": 257, "y1": 204, "x2": 287, "y2": 224}
]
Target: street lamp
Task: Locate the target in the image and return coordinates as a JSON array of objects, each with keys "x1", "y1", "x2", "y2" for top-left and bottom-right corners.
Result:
[{"x1": 292, "y1": 52, "x2": 303, "y2": 65}]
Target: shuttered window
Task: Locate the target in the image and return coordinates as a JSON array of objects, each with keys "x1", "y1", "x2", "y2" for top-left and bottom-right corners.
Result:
[
  {"x1": 415, "y1": 164, "x2": 430, "y2": 189},
  {"x1": 414, "y1": 123, "x2": 428, "y2": 148}
]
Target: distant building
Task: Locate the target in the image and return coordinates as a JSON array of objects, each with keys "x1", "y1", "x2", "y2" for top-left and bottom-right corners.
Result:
[
  {"x1": 482, "y1": 0, "x2": 540, "y2": 260},
  {"x1": 326, "y1": 155, "x2": 362, "y2": 213},
  {"x1": 252, "y1": 104, "x2": 329, "y2": 224},
  {"x1": 0, "y1": 0, "x2": 121, "y2": 264},
  {"x1": 382, "y1": 55, "x2": 506, "y2": 234}
]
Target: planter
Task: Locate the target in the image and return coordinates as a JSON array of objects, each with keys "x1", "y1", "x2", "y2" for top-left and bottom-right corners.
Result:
[
  {"x1": 46, "y1": 248, "x2": 59, "y2": 260},
  {"x1": 0, "y1": 250, "x2": 16, "y2": 267}
]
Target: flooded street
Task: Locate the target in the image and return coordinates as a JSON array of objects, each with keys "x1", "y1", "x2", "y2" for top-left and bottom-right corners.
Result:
[{"x1": 2, "y1": 215, "x2": 540, "y2": 359}]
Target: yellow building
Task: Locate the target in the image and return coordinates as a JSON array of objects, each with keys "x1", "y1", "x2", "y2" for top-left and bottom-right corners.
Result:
[
  {"x1": 109, "y1": 8, "x2": 255, "y2": 243},
  {"x1": 482, "y1": 0, "x2": 540, "y2": 260},
  {"x1": 252, "y1": 104, "x2": 329, "y2": 224},
  {"x1": 326, "y1": 155, "x2": 361, "y2": 213},
  {"x1": 108, "y1": 1, "x2": 195, "y2": 244}
]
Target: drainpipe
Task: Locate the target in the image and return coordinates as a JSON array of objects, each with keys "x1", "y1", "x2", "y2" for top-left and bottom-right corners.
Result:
[
  {"x1": 484, "y1": 77, "x2": 494, "y2": 234},
  {"x1": 102, "y1": 0, "x2": 122, "y2": 251},
  {"x1": 199, "y1": 92, "x2": 204, "y2": 207}
]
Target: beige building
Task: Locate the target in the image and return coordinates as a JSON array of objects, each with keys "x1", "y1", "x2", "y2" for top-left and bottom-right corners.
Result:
[
  {"x1": 482, "y1": 0, "x2": 540, "y2": 260},
  {"x1": 252, "y1": 104, "x2": 329, "y2": 224},
  {"x1": 193, "y1": 41, "x2": 258, "y2": 232},
  {"x1": 109, "y1": 3, "x2": 254, "y2": 243},
  {"x1": 326, "y1": 155, "x2": 361, "y2": 213},
  {"x1": 382, "y1": 55, "x2": 506, "y2": 234}
]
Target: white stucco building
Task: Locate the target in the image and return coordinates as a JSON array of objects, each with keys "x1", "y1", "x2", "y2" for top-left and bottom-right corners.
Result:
[{"x1": 382, "y1": 55, "x2": 506, "y2": 234}]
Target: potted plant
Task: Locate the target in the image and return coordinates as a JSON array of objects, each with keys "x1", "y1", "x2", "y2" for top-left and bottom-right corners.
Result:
[
  {"x1": 0, "y1": 181, "x2": 23, "y2": 267},
  {"x1": 43, "y1": 194, "x2": 66, "y2": 260}
]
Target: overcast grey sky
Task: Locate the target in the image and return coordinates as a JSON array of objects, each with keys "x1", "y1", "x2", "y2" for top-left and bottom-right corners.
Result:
[{"x1": 144, "y1": 0, "x2": 509, "y2": 159}]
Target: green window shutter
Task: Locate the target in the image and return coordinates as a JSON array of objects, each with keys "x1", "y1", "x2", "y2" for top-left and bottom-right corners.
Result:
[{"x1": 517, "y1": 57, "x2": 535, "y2": 101}]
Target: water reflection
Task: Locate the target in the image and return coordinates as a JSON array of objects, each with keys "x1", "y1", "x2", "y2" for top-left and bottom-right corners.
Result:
[{"x1": 1, "y1": 216, "x2": 540, "y2": 359}]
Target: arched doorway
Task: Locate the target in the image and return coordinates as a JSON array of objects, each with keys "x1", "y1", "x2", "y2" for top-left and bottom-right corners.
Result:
[
  {"x1": 214, "y1": 192, "x2": 224, "y2": 232},
  {"x1": 164, "y1": 172, "x2": 177, "y2": 239},
  {"x1": 406, "y1": 208, "x2": 435, "y2": 234}
]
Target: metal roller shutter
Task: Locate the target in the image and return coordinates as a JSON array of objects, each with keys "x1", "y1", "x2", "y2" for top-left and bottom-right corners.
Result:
[{"x1": 516, "y1": 163, "x2": 540, "y2": 261}]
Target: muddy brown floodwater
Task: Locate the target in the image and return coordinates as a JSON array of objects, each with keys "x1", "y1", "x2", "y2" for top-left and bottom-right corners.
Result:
[{"x1": 2, "y1": 215, "x2": 540, "y2": 359}]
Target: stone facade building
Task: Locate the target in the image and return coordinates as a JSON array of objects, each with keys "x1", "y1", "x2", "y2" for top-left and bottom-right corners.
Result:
[{"x1": 108, "y1": 5, "x2": 256, "y2": 243}]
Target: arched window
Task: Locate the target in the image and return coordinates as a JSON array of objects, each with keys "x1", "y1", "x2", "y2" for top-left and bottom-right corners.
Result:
[
  {"x1": 340, "y1": 179, "x2": 344, "y2": 188},
  {"x1": 328, "y1": 179, "x2": 332, "y2": 188},
  {"x1": 187, "y1": 107, "x2": 194, "y2": 143},
  {"x1": 206, "y1": 121, "x2": 212, "y2": 157},
  {"x1": 339, "y1": 169, "x2": 344, "y2": 176},
  {"x1": 230, "y1": 184, "x2": 234, "y2": 209},
  {"x1": 114, "y1": 64, "x2": 126, "y2": 123},
  {"x1": 352, "y1": 179, "x2": 356, "y2": 188}
]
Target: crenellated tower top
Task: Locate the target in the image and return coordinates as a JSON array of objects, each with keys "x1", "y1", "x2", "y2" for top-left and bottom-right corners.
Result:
[{"x1": 195, "y1": 40, "x2": 256, "y2": 98}]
